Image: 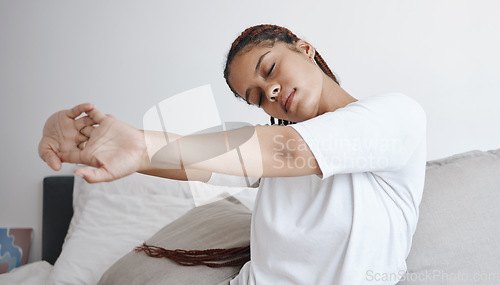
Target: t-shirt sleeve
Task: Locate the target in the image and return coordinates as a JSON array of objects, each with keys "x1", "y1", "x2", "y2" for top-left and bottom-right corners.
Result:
[
  {"x1": 290, "y1": 93, "x2": 426, "y2": 179},
  {"x1": 205, "y1": 172, "x2": 261, "y2": 188}
]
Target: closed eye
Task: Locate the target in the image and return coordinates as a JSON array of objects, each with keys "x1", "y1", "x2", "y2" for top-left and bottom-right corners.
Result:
[{"x1": 267, "y1": 63, "x2": 275, "y2": 77}]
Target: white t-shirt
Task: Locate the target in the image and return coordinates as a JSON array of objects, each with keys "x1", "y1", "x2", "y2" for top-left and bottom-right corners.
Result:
[{"x1": 210, "y1": 93, "x2": 427, "y2": 285}]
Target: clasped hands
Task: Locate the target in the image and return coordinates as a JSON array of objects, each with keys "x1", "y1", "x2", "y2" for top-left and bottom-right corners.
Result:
[{"x1": 38, "y1": 103, "x2": 150, "y2": 183}]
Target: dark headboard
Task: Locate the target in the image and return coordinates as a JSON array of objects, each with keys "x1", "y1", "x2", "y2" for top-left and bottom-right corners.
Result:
[{"x1": 42, "y1": 176, "x2": 75, "y2": 265}]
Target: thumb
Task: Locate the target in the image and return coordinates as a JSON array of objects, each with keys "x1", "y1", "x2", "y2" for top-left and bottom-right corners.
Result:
[
  {"x1": 74, "y1": 166, "x2": 114, "y2": 183},
  {"x1": 46, "y1": 153, "x2": 62, "y2": 171},
  {"x1": 39, "y1": 145, "x2": 62, "y2": 171}
]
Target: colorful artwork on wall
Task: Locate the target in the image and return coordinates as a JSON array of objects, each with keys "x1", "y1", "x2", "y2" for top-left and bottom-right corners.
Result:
[{"x1": 0, "y1": 228, "x2": 33, "y2": 274}]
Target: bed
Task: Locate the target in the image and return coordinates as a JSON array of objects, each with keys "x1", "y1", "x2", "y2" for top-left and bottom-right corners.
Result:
[{"x1": 1, "y1": 173, "x2": 257, "y2": 285}]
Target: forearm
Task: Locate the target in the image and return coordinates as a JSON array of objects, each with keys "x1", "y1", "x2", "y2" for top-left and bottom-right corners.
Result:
[
  {"x1": 139, "y1": 130, "x2": 212, "y2": 181},
  {"x1": 138, "y1": 168, "x2": 212, "y2": 182},
  {"x1": 143, "y1": 125, "x2": 320, "y2": 178}
]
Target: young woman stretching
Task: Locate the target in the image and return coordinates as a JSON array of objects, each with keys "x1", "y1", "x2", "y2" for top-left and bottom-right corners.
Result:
[{"x1": 39, "y1": 24, "x2": 426, "y2": 284}]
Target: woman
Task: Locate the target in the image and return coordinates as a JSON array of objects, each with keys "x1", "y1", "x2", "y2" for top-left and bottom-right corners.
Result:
[{"x1": 39, "y1": 24, "x2": 426, "y2": 284}]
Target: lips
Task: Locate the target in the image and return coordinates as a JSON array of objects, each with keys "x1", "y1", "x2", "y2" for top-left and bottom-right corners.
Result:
[{"x1": 280, "y1": 89, "x2": 296, "y2": 113}]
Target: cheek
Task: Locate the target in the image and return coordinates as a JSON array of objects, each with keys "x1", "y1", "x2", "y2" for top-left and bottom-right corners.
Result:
[
  {"x1": 261, "y1": 104, "x2": 282, "y2": 118},
  {"x1": 288, "y1": 59, "x2": 322, "y2": 87},
  {"x1": 308, "y1": 69, "x2": 325, "y2": 100},
  {"x1": 306, "y1": 63, "x2": 324, "y2": 85}
]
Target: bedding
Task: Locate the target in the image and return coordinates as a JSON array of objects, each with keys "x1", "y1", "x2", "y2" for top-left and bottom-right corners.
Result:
[
  {"x1": 99, "y1": 196, "x2": 252, "y2": 284},
  {"x1": 47, "y1": 174, "x2": 197, "y2": 285},
  {"x1": 0, "y1": 172, "x2": 257, "y2": 285},
  {"x1": 0, "y1": 260, "x2": 52, "y2": 285}
]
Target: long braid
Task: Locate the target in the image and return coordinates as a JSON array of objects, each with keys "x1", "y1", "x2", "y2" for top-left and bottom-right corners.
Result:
[
  {"x1": 314, "y1": 50, "x2": 339, "y2": 84},
  {"x1": 224, "y1": 24, "x2": 339, "y2": 126},
  {"x1": 135, "y1": 243, "x2": 250, "y2": 268}
]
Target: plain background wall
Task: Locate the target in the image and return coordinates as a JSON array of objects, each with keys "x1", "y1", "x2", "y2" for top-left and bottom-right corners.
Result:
[{"x1": 1, "y1": 0, "x2": 499, "y2": 263}]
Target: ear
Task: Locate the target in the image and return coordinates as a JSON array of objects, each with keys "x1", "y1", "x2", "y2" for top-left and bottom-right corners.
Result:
[{"x1": 295, "y1": 40, "x2": 316, "y2": 60}]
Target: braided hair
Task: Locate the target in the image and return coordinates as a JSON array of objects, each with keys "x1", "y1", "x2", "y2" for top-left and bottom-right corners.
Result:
[{"x1": 224, "y1": 24, "x2": 339, "y2": 126}]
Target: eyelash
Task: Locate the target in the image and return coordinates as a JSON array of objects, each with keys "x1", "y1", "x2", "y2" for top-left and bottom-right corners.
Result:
[
  {"x1": 258, "y1": 63, "x2": 276, "y2": 107},
  {"x1": 267, "y1": 63, "x2": 275, "y2": 77}
]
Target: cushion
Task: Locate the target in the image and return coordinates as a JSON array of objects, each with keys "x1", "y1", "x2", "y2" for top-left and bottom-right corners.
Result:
[
  {"x1": 399, "y1": 149, "x2": 500, "y2": 284},
  {"x1": 0, "y1": 261, "x2": 52, "y2": 284},
  {"x1": 47, "y1": 172, "x2": 256, "y2": 285},
  {"x1": 47, "y1": 174, "x2": 196, "y2": 285},
  {"x1": 98, "y1": 196, "x2": 251, "y2": 285}
]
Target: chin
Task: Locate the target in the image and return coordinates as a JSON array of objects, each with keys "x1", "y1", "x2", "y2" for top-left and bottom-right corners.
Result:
[{"x1": 292, "y1": 103, "x2": 318, "y2": 122}]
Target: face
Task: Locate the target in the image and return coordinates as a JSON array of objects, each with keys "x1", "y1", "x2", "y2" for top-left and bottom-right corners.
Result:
[{"x1": 228, "y1": 40, "x2": 325, "y2": 123}]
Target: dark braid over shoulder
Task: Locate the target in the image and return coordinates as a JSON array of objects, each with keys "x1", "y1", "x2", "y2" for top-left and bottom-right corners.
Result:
[{"x1": 224, "y1": 24, "x2": 339, "y2": 126}]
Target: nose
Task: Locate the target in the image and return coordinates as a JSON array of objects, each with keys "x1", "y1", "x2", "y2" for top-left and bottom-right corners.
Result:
[{"x1": 265, "y1": 83, "x2": 280, "y2": 102}]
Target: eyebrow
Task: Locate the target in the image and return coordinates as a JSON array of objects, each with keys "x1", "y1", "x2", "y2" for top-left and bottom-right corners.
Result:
[
  {"x1": 245, "y1": 51, "x2": 271, "y2": 103},
  {"x1": 255, "y1": 51, "x2": 271, "y2": 72}
]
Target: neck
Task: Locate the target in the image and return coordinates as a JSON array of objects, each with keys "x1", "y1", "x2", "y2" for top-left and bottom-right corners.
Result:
[{"x1": 317, "y1": 73, "x2": 357, "y2": 116}]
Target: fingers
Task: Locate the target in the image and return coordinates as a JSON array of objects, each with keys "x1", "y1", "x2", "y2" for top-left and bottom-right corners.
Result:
[
  {"x1": 77, "y1": 141, "x2": 85, "y2": 151},
  {"x1": 80, "y1": 126, "x2": 94, "y2": 137},
  {"x1": 75, "y1": 113, "x2": 98, "y2": 146},
  {"x1": 74, "y1": 116, "x2": 96, "y2": 131},
  {"x1": 75, "y1": 130, "x2": 88, "y2": 141},
  {"x1": 74, "y1": 167, "x2": 113, "y2": 183},
  {"x1": 66, "y1": 103, "x2": 95, "y2": 119},
  {"x1": 75, "y1": 115, "x2": 98, "y2": 145},
  {"x1": 86, "y1": 108, "x2": 108, "y2": 124}
]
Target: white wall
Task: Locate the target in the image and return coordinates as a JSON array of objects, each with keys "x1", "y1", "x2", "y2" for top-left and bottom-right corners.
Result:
[{"x1": 1, "y1": 0, "x2": 499, "y2": 263}]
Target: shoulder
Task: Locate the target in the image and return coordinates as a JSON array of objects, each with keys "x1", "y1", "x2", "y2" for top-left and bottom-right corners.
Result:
[
  {"x1": 336, "y1": 92, "x2": 426, "y2": 126},
  {"x1": 296, "y1": 92, "x2": 425, "y2": 125},
  {"x1": 353, "y1": 93, "x2": 424, "y2": 111}
]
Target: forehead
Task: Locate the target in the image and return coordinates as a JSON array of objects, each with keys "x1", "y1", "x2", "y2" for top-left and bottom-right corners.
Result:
[{"x1": 227, "y1": 45, "x2": 271, "y2": 96}]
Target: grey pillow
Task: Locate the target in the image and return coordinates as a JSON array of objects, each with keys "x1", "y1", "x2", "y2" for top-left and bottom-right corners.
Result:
[
  {"x1": 98, "y1": 196, "x2": 251, "y2": 285},
  {"x1": 399, "y1": 149, "x2": 500, "y2": 284}
]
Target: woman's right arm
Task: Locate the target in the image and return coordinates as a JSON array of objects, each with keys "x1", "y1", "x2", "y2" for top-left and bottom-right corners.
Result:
[
  {"x1": 41, "y1": 104, "x2": 319, "y2": 183},
  {"x1": 138, "y1": 167, "x2": 212, "y2": 182}
]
